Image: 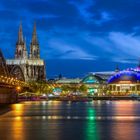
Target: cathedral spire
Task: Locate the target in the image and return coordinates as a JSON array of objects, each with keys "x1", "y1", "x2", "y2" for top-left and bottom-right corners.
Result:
[
  {"x1": 24, "y1": 37, "x2": 27, "y2": 50},
  {"x1": 17, "y1": 22, "x2": 24, "y2": 44},
  {"x1": 15, "y1": 22, "x2": 28, "y2": 59},
  {"x1": 31, "y1": 22, "x2": 38, "y2": 44},
  {"x1": 30, "y1": 22, "x2": 40, "y2": 59}
]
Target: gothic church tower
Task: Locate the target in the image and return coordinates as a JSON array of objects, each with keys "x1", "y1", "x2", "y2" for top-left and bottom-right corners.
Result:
[
  {"x1": 15, "y1": 23, "x2": 28, "y2": 59},
  {"x1": 30, "y1": 23, "x2": 40, "y2": 59},
  {"x1": 7, "y1": 22, "x2": 46, "y2": 82}
]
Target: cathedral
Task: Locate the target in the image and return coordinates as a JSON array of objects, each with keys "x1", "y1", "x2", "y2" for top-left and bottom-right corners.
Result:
[{"x1": 6, "y1": 23, "x2": 46, "y2": 82}]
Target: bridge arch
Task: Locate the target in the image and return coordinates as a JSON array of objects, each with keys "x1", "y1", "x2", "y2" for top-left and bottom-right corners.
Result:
[
  {"x1": 10, "y1": 65, "x2": 25, "y2": 81},
  {"x1": 0, "y1": 49, "x2": 10, "y2": 77}
]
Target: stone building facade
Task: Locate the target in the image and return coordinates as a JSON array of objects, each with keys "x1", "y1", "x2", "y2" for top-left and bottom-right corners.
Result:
[{"x1": 6, "y1": 23, "x2": 46, "y2": 82}]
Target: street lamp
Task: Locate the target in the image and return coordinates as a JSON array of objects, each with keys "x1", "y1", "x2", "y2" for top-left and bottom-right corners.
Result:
[{"x1": 16, "y1": 86, "x2": 21, "y2": 93}]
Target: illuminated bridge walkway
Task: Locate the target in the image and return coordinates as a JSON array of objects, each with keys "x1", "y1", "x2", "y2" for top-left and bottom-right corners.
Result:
[
  {"x1": 0, "y1": 49, "x2": 27, "y2": 103},
  {"x1": 0, "y1": 75, "x2": 27, "y2": 88}
]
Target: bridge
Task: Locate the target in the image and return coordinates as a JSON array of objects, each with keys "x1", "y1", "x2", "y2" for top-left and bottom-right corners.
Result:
[{"x1": 0, "y1": 49, "x2": 27, "y2": 103}]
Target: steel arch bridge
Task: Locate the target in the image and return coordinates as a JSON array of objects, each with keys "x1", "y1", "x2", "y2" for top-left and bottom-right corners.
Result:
[
  {"x1": 8, "y1": 65, "x2": 25, "y2": 82},
  {"x1": 0, "y1": 49, "x2": 26, "y2": 87},
  {"x1": 0, "y1": 49, "x2": 27, "y2": 103}
]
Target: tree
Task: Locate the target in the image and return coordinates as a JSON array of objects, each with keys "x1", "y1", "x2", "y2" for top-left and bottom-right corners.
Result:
[
  {"x1": 69, "y1": 84, "x2": 79, "y2": 93},
  {"x1": 61, "y1": 84, "x2": 70, "y2": 94},
  {"x1": 28, "y1": 81, "x2": 53, "y2": 96},
  {"x1": 79, "y1": 84, "x2": 88, "y2": 93},
  {"x1": 28, "y1": 81, "x2": 39, "y2": 94}
]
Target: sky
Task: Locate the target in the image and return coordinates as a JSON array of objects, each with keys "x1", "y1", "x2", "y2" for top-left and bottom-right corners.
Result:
[{"x1": 0, "y1": 0, "x2": 140, "y2": 78}]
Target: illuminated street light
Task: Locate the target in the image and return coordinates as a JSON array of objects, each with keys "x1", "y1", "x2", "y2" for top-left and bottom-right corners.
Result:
[{"x1": 16, "y1": 86, "x2": 21, "y2": 92}]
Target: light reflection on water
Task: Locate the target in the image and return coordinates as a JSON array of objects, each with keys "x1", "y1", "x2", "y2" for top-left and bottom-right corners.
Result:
[
  {"x1": 1, "y1": 115, "x2": 140, "y2": 121},
  {"x1": 0, "y1": 101, "x2": 140, "y2": 140},
  {"x1": 85, "y1": 108, "x2": 99, "y2": 140},
  {"x1": 11, "y1": 117, "x2": 25, "y2": 140}
]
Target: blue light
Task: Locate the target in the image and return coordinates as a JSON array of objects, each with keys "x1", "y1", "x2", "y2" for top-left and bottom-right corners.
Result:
[
  {"x1": 108, "y1": 70, "x2": 140, "y2": 84},
  {"x1": 82, "y1": 75, "x2": 99, "y2": 84}
]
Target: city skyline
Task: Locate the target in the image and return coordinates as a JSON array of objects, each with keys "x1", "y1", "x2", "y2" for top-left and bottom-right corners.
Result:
[
  {"x1": 0, "y1": 0, "x2": 140, "y2": 77},
  {"x1": 1, "y1": 1, "x2": 140, "y2": 139}
]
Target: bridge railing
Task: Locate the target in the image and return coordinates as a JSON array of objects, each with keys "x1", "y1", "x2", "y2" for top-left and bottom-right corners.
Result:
[{"x1": 0, "y1": 75, "x2": 28, "y2": 87}]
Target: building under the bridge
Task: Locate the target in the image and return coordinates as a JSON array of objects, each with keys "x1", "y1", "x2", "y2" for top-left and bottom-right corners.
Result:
[{"x1": 6, "y1": 23, "x2": 46, "y2": 82}]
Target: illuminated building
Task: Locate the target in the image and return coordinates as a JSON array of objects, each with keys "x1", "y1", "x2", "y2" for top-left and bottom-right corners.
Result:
[
  {"x1": 56, "y1": 78, "x2": 81, "y2": 84},
  {"x1": 55, "y1": 73, "x2": 109, "y2": 95},
  {"x1": 81, "y1": 74, "x2": 103, "y2": 95},
  {"x1": 6, "y1": 23, "x2": 46, "y2": 82},
  {"x1": 108, "y1": 70, "x2": 140, "y2": 95}
]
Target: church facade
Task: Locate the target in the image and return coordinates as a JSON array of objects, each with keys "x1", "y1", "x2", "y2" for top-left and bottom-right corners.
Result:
[{"x1": 6, "y1": 23, "x2": 46, "y2": 82}]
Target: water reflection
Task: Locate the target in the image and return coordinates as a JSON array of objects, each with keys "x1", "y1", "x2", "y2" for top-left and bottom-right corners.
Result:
[
  {"x1": 85, "y1": 108, "x2": 99, "y2": 140},
  {"x1": 0, "y1": 101, "x2": 140, "y2": 140},
  {"x1": 109, "y1": 101, "x2": 138, "y2": 140},
  {"x1": 11, "y1": 117, "x2": 25, "y2": 140},
  {"x1": 11, "y1": 103, "x2": 24, "y2": 116},
  {"x1": 113, "y1": 101, "x2": 136, "y2": 115}
]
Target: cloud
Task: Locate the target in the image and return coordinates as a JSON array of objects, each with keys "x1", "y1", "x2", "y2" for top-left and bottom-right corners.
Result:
[
  {"x1": 85, "y1": 31, "x2": 140, "y2": 63},
  {"x1": 93, "y1": 11, "x2": 113, "y2": 25},
  {"x1": 70, "y1": 0, "x2": 94, "y2": 22},
  {"x1": 46, "y1": 39, "x2": 97, "y2": 60},
  {"x1": 109, "y1": 32, "x2": 140, "y2": 57},
  {"x1": 0, "y1": 0, "x2": 140, "y2": 66},
  {"x1": 112, "y1": 58, "x2": 137, "y2": 64}
]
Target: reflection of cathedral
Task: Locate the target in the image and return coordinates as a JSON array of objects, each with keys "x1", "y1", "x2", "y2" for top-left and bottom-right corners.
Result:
[{"x1": 6, "y1": 23, "x2": 46, "y2": 82}]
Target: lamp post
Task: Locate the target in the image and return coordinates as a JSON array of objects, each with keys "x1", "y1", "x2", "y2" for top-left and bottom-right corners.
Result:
[
  {"x1": 15, "y1": 86, "x2": 21, "y2": 103},
  {"x1": 16, "y1": 86, "x2": 21, "y2": 92}
]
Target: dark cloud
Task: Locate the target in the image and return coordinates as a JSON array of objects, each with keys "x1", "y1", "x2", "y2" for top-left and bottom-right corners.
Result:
[{"x1": 0, "y1": 0, "x2": 140, "y2": 76}]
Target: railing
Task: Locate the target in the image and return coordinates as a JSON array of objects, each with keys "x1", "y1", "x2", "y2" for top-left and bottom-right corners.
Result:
[{"x1": 0, "y1": 75, "x2": 28, "y2": 87}]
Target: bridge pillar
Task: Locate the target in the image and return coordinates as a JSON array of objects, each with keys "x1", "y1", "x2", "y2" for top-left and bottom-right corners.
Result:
[{"x1": 0, "y1": 87, "x2": 18, "y2": 104}]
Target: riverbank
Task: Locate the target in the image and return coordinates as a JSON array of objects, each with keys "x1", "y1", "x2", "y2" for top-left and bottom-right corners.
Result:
[
  {"x1": 0, "y1": 104, "x2": 11, "y2": 115},
  {"x1": 92, "y1": 96, "x2": 139, "y2": 100},
  {"x1": 55, "y1": 96, "x2": 139, "y2": 101},
  {"x1": 18, "y1": 96, "x2": 140, "y2": 102}
]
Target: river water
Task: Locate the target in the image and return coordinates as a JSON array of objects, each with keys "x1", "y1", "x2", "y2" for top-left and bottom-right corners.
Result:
[{"x1": 0, "y1": 100, "x2": 140, "y2": 140}]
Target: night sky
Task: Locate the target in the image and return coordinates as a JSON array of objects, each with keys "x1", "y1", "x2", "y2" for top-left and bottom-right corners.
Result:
[{"x1": 0, "y1": 0, "x2": 140, "y2": 78}]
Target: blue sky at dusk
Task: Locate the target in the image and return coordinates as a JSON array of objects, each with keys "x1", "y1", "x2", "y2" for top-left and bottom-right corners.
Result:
[{"x1": 0, "y1": 0, "x2": 140, "y2": 78}]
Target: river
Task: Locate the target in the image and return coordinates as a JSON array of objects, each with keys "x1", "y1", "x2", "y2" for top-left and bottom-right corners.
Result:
[{"x1": 0, "y1": 100, "x2": 140, "y2": 140}]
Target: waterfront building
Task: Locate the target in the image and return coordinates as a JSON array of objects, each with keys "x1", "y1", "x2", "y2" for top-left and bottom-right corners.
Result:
[
  {"x1": 92, "y1": 71, "x2": 116, "y2": 81},
  {"x1": 6, "y1": 23, "x2": 46, "y2": 82},
  {"x1": 56, "y1": 78, "x2": 81, "y2": 84},
  {"x1": 81, "y1": 73, "x2": 103, "y2": 95},
  {"x1": 54, "y1": 67, "x2": 140, "y2": 96},
  {"x1": 108, "y1": 68, "x2": 140, "y2": 95},
  {"x1": 55, "y1": 73, "x2": 111, "y2": 95}
]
